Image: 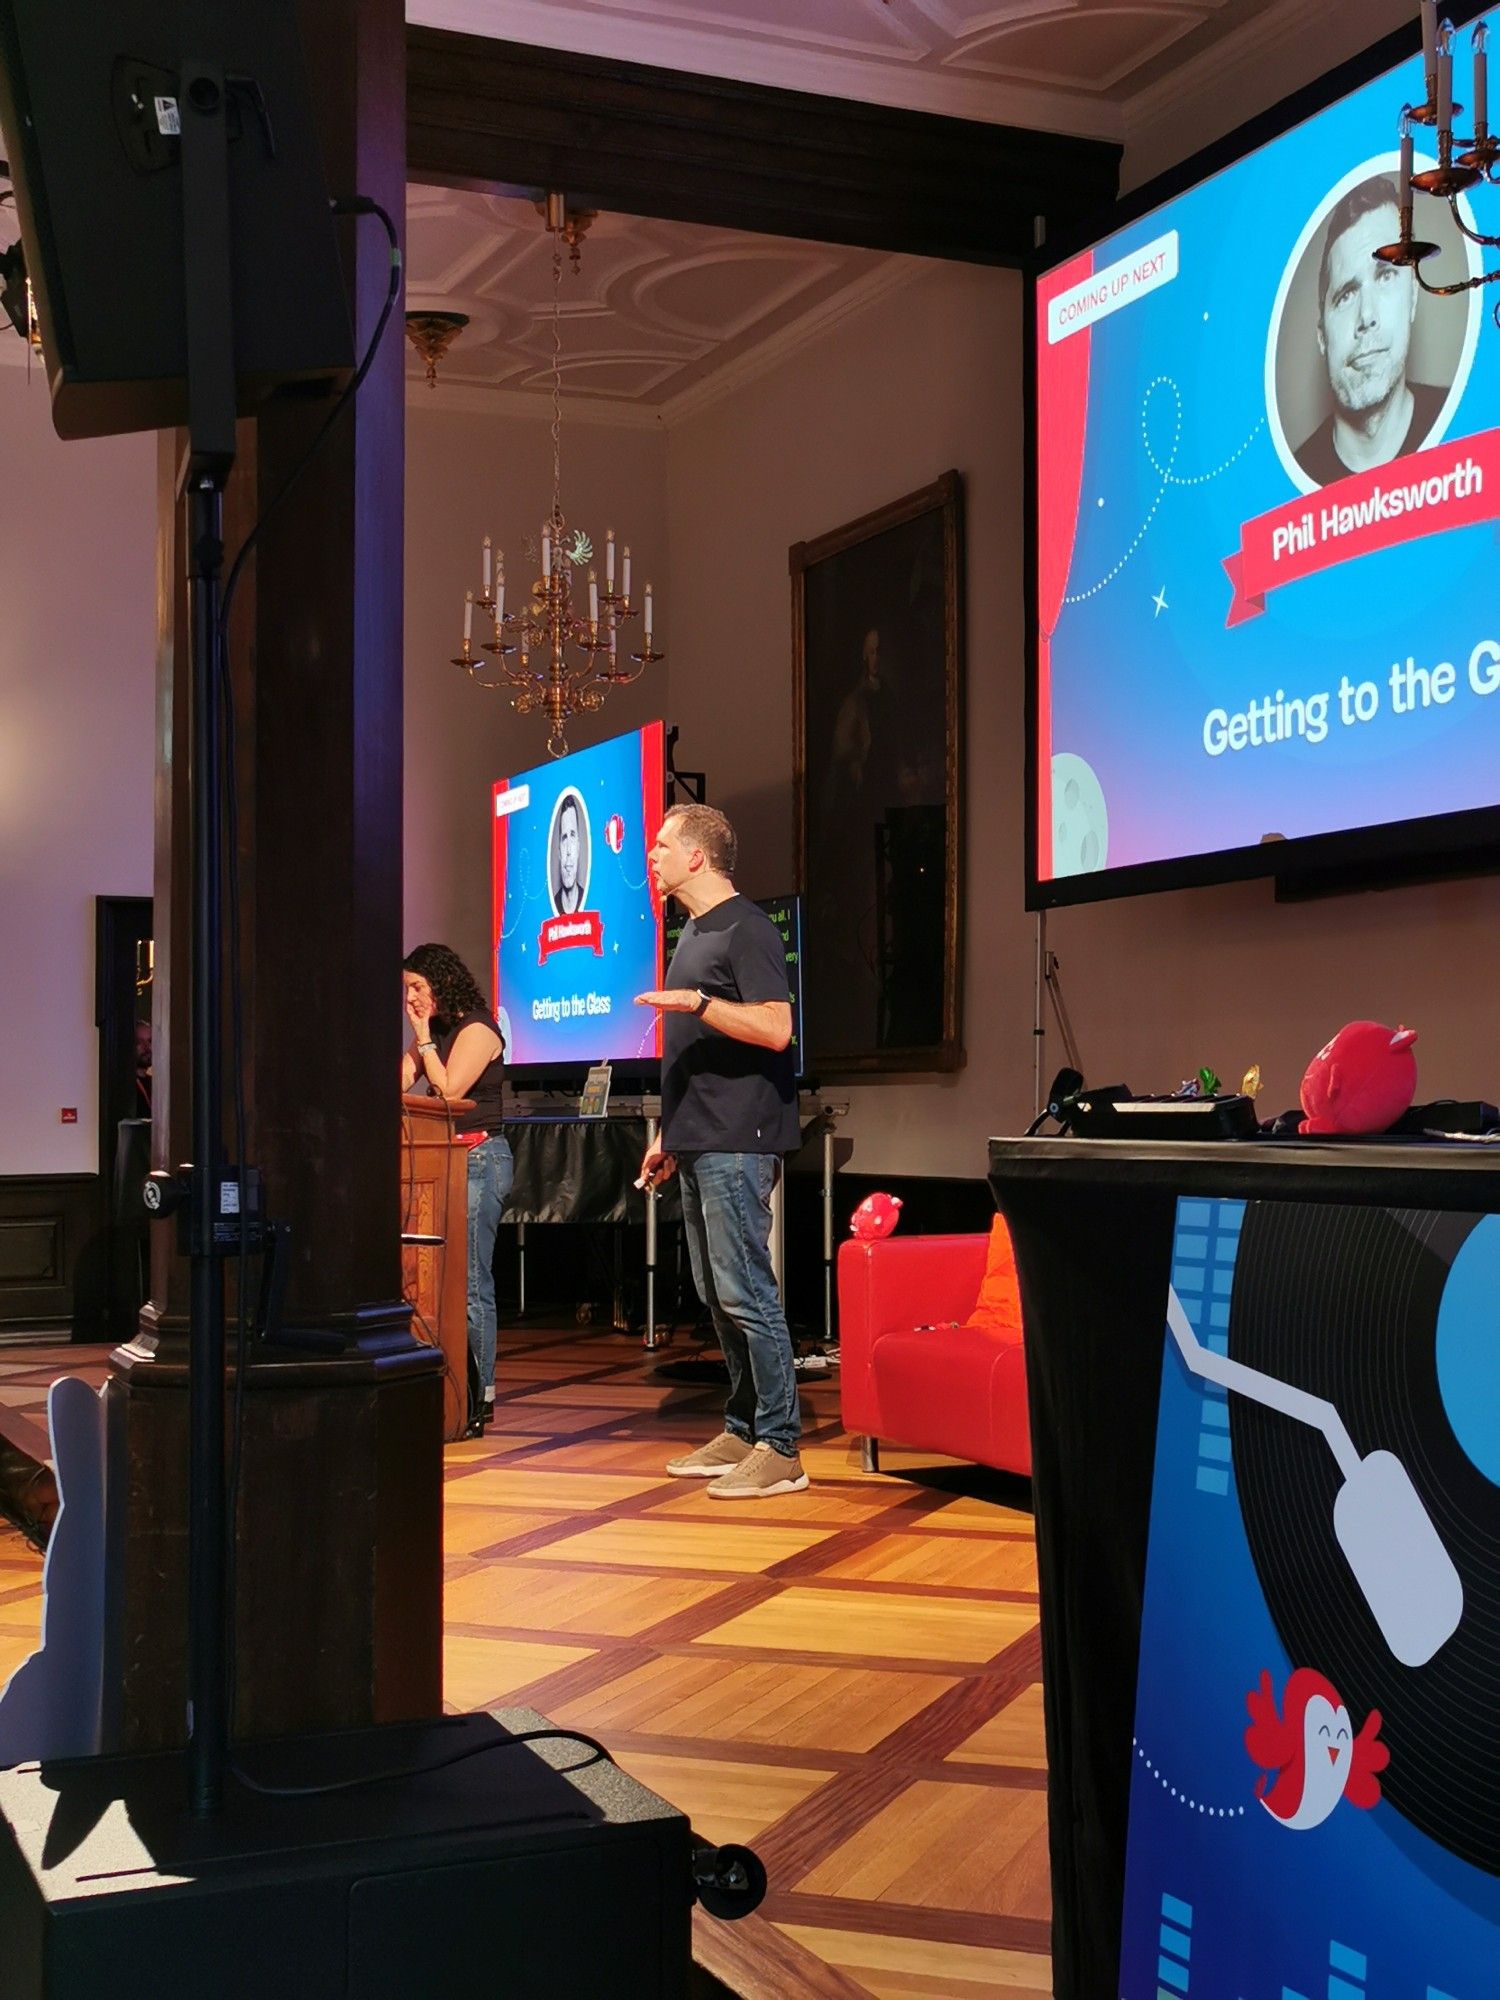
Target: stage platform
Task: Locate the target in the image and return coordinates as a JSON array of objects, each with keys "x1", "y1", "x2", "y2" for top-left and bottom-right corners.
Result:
[{"x1": 0, "y1": 1327, "x2": 1048, "y2": 2000}]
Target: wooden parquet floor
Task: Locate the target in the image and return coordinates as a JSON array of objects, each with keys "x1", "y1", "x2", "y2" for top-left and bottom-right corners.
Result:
[{"x1": 0, "y1": 1329, "x2": 1051, "y2": 1999}]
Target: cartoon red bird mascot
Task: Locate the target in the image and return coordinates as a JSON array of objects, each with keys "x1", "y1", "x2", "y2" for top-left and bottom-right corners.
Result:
[{"x1": 1244, "y1": 1668, "x2": 1388, "y2": 1830}]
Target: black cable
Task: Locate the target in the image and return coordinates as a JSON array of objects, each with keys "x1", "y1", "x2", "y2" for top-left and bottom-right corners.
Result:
[
  {"x1": 218, "y1": 196, "x2": 400, "y2": 652},
  {"x1": 220, "y1": 194, "x2": 401, "y2": 1741},
  {"x1": 230, "y1": 1726, "x2": 613, "y2": 1800}
]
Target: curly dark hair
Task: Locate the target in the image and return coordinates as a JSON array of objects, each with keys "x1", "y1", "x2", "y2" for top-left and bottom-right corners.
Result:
[{"x1": 402, "y1": 943, "x2": 490, "y2": 1035}]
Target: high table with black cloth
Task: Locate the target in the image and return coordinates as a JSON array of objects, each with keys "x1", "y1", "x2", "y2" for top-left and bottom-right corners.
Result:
[
  {"x1": 500, "y1": 1115, "x2": 681, "y2": 1335},
  {"x1": 986, "y1": 1135, "x2": 1500, "y2": 2000}
]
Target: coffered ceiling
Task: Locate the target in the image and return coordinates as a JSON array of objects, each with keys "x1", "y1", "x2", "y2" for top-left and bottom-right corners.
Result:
[
  {"x1": 404, "y1": 187, "x2": 924, "y2": 423},
  {"x1": 404, "y1": 0, "x2": 1362, "y2": 140}
]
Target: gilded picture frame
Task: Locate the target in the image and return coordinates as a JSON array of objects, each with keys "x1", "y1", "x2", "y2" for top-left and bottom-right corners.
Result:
[{"x1": 791, "y1": 470, "x2": 965, "y2": 1075}]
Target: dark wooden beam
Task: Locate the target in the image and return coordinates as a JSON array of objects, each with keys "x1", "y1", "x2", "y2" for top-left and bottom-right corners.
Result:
[{"x1": 406, "y1": 28, "x2": 1120, "y2": 266}]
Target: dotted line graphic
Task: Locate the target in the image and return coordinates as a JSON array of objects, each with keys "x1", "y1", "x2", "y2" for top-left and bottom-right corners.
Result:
[
  {"x1": 1141, "y1": 375, "x2": 1263, "y2": 487},
  {"x1": 1062, "y1": 377, "x2": 1262, "y2": 606},
  {"x1": 500, "y1": 849, "x2": 546, "y2": 941},
  {"x1": 1134, "y1": 1737, "x2": 1247, "y2": 1818}
]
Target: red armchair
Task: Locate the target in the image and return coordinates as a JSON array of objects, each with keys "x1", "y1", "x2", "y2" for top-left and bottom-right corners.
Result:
[{"x1": 837, "y1": 1232, "x2": 1031, "y2": 1478}]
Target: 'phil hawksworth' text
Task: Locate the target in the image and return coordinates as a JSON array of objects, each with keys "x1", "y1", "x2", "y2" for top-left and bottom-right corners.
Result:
[{"x1": 1272, "y1": 456, "x2": 1483, "y2": 564}]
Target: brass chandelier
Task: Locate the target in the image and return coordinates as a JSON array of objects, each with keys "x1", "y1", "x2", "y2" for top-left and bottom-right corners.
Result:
[
  {"x1": 450, "y1": 191, "x2": 662, "y2": 758},
  {"x1": 1379, "y1": 9, "x2": 1500, "y2": 318}
]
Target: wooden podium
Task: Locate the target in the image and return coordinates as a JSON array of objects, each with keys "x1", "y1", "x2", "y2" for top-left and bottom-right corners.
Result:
[{"x1": 401, "y1": 1093, "x2": 474, "y2": 1442}]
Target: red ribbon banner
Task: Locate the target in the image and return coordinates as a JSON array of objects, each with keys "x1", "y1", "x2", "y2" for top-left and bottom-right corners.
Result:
[
  {"x1": 1223, "y1": 429, "x2": 1500, "y2": 626},
  {"x1": 537, "y1": 911, "x2": 605, "y2": 964}
]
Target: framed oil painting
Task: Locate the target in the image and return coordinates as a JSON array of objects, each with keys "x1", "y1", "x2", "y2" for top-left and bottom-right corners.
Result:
[{"x1": 791, "y1": 470, "x2": 964, "y2": 1075}]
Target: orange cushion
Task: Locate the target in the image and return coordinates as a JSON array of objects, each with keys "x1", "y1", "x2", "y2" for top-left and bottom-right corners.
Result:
[{"x1": 962, "y1": 1216, "x2": 1023, "y2": 1340}]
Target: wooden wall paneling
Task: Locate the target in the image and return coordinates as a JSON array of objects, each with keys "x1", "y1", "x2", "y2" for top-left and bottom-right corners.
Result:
[{"x1": 0, "y1": 1176, "x2": 103, "y2": 1335}]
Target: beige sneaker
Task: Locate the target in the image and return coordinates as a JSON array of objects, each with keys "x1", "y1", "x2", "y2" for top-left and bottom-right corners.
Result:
[
  {"x1": 666, "y1": 1431, "x2": 754, "y2": 1478},
  {"x1": 707, "y1": 1441, "x2": 809, "y2": 1499}
]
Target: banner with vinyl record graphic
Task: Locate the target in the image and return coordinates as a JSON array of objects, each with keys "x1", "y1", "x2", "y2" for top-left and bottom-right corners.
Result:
[{"x1": 1119, "y1": 1197, "x2": 1500, "y2": 1998}]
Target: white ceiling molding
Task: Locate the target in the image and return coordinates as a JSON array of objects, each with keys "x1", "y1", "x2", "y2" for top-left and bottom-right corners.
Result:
[
  {"x1": 651, "y1": 255, "x2": 928, "y2": 427},
  {"x1": 1120, "y1": 0, "x2": 1414, "y2": 187},
  {"x1": 407, "y1": 0, "x2": 1415, "y2": 171},
  {"x1": 403, "y1": 251, "x2": 928, "y2": 432},
  {"x1": 405, "y1": 0, "x2": 1130, "y2": 138},
  {"x1": 403, "y1": 191, "x2": 918, "y2": 413},
  {"x1": 949, "y1": 6, "x2": 1213, "y2": 95},
  {"x1": 405, "y1": 378, "x2": 666, "y2": 428}
]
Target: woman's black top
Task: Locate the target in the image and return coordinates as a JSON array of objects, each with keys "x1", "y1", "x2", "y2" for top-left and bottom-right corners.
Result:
[{"x1": 431, "y1": 1010, "x2": 506, "y2": 1135}]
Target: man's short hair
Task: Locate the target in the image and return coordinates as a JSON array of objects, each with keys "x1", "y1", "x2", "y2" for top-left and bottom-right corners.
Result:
[
  {"x1": 664, "y1": 802, "x2": 738, "y2": 877},
  {"x1": 1317, "y1": 175, "x2": 1402, "y2": 312}
]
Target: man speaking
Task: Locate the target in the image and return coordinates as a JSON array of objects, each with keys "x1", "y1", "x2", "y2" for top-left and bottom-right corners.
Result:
[
  {"x1": 635, "y1": 805, "x2": 805, "y2": 1499},
  {"x1": 1294, "y1": 174, "x2": 1445, "y2": 487}
]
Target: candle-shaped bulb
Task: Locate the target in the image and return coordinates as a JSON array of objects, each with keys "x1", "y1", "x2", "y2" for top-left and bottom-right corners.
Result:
[
  {"x1": 463, "y1": 590, "x2": 474, "y2": 643},
  {"x1": 1438, "y1": 23, "x2": 1454, "y2": 134},
  {"x1": 1400, "y1": 105, "x2": 1415, "y2": 198},
  {"x1": 1476, "y1": 18, "x2": 1490, "y2": 136},
  {"x1": 588, "y1": 568, "x2": 599, "y2": 625},
  {"x1": 622, "y1": 545, "x2": 632, "y2": 602},
  {"x1": 644, "y1": 583, "x2": 653, "y2": 646},
  {"x1": 606, "y1": 527, "x2": 616, "y2": 589},
  {"x1": 1423, "y1": 0, "x2": 1440, "y2": 87},
  {"x1": 496, "y1": 569, "x2": 506, "y2": 623},
  {"x1": 482, "y1": 535, "x2": 492, "y2": 592}
]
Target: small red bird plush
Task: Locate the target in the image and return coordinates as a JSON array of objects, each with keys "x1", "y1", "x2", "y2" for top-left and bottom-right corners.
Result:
[
  {"x1": 1299, "y1": 1021, "x2": 1418, "y2": 1136},
  {"x1": 1244, "y1": 1668, "x2": 1388, "y2": 1830},
  {"x1": 849, "y1": 1192, "x2": 902, "y2": 1240}
]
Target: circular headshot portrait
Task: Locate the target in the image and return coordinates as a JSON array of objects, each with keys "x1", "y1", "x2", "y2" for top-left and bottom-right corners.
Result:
[
  {"x1": 1266, "y1": 154, "x2": 1483, "y2": 494},
  {"x1": 547, "y1": 787, "x2": 591, "y2": 915}
]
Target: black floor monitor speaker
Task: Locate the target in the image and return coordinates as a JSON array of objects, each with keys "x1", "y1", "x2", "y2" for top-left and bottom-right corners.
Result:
[
  {"x1": 0, "y1": 1712, "x2": 694, "y2": 2000},
  {"x1": 0, "y1": 0, "x2": 353, "y2": 438}
]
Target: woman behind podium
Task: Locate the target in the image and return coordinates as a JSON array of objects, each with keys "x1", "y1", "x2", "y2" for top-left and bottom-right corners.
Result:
[{"x1": 401, "y1": 943, "x2": 511, "y2": 1435}]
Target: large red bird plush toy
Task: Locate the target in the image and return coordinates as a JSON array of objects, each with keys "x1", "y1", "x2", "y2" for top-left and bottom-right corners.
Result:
[{"x1": 1298, "y1": 1021, "x2": 1418, "y2": 1136}]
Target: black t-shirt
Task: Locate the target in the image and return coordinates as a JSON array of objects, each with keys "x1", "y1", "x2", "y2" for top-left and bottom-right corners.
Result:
[
  {"x1": 661, "y1": 896, "x2": 800, "y2": 1157},
  {"x1": 430, "y1": 1010, "x2": 505, "y2": 1135},
  {"x1": 1293, "y1": 380, "x2": 1446, "y2": 487}
]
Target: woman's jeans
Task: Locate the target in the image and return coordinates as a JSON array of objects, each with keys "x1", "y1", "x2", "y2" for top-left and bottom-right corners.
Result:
[
  {"x1": 466, "y1": 1133, "x2": 514, "y2": 1405},
  {"x1": 678, "y1": 1152, "x2": 800, "y2": 1456}
]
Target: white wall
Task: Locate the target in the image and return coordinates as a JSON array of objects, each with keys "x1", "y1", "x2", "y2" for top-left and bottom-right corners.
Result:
[
  {"x1": 0, "y1": 359, "x2": 155, "y2": 1176},
  {"x1": 666, "y1": 264, "x2": 1033, "y2": 1174},
  {"x1": 403, "y1": 397, "x2": 670, "y2": 986}
]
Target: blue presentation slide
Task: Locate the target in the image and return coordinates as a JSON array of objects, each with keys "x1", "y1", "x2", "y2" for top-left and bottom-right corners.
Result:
[
  {"x1": 1120, "y1": 1197, "x2": 1500, "y2": 1998},
  {"x1": 1036, "y1": 43, "x2": 1500, "y2": 884},
  {"x1": 491, "y1": 722, "x2": 665, "y2": 1068}
]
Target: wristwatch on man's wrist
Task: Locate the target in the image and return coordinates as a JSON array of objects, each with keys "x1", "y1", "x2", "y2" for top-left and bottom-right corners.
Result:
[{"x1": 693, "y1": 991, "x2": 711, "y2": 1017}]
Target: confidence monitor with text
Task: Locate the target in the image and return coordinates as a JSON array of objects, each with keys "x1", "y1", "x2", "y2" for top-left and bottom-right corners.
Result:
[
  {"x1": 1029, "y1": 11, "x2": 1500, "y2": 907},
  {"x1": 492, "y1": 721, "x2": 667, "y2": 1078}
]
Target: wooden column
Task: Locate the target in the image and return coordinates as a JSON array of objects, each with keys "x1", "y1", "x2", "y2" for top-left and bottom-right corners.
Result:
[{"x1": 106, "y1": 0, "x2": 441, "y2": 1751}]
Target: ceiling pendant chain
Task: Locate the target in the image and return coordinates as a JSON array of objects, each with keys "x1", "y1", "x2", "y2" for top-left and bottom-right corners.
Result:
[
  {"x1": 447, "y1": 193, "x2": 663, "y2": 756},
  {"x1": 550, "y1": 235, "x2": 563, "y2": 531}
]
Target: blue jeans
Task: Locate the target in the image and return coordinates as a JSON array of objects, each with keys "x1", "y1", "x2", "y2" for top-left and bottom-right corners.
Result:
[
  {"x1": 466, "y1": 1134, "x2": 514, "y2": 1402},
  {"x1": 679, "y1": 1152, "x2": 800, "y2": 1456}
]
